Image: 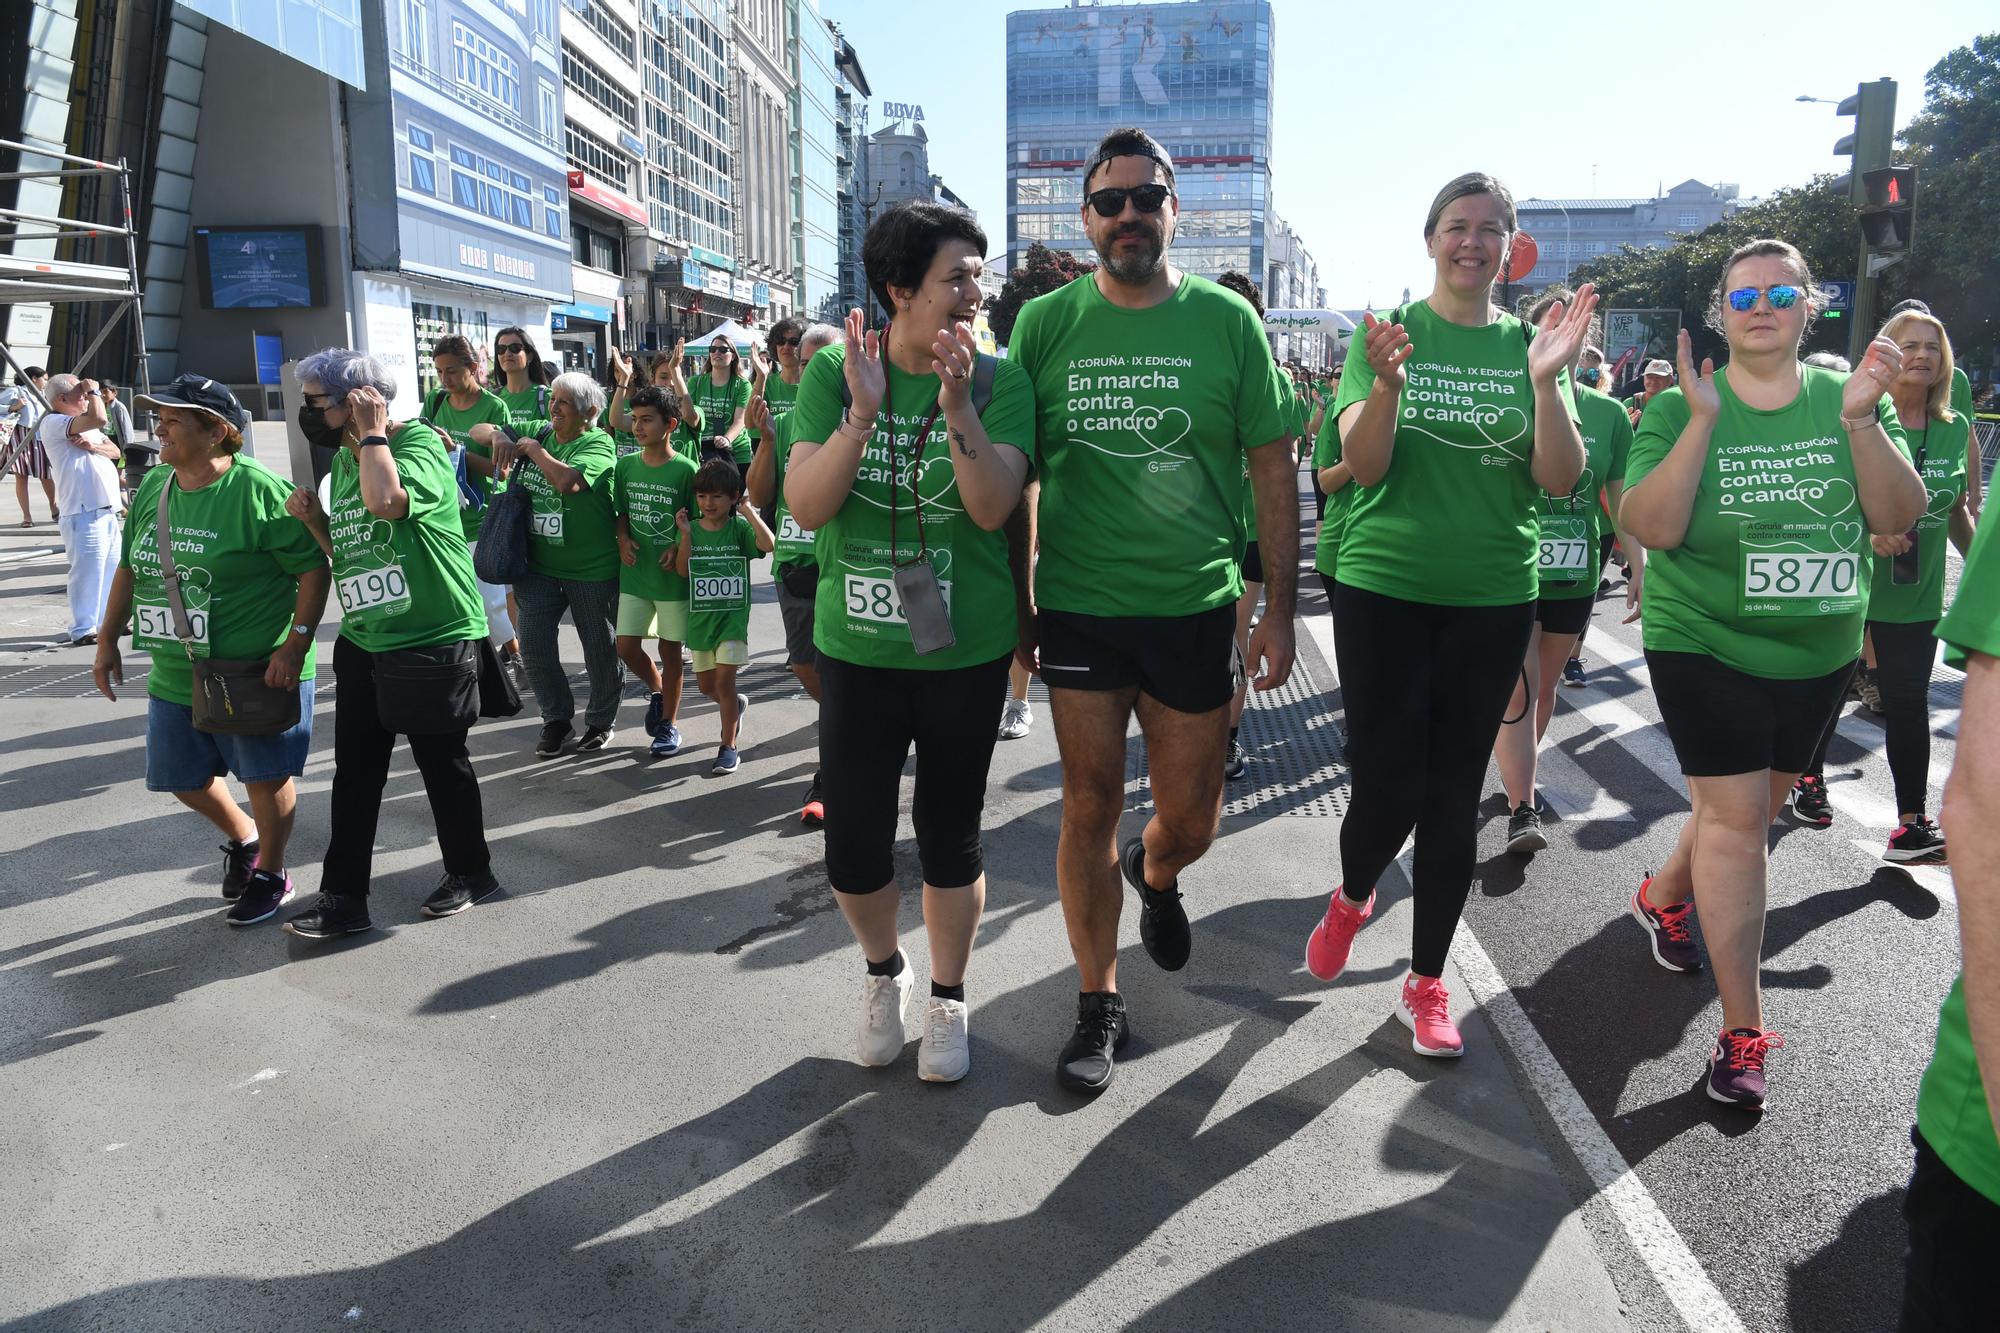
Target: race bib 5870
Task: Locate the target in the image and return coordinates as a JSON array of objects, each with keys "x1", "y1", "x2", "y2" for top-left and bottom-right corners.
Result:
[{"x1": 844, "y1": 573, "x2": 953, "y2": 627}]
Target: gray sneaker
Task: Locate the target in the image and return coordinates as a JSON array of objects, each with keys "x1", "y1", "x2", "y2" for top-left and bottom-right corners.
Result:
[{"x1": 998, "y1": 698, "x2": 1032, "y2": 740}]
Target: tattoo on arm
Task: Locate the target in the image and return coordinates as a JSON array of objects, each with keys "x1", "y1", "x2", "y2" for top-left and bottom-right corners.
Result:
[{"x1": 951, "y1": 429, "x2": 977, "y2": 460}]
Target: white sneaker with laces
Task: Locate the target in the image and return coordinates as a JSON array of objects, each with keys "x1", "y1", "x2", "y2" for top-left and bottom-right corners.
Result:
[
  {"x1": 856, "y1": 959, "x2": 914, "y2": 1067},
  {"x1": 998, "y1": 698, "x2": 1032, "y2": 740},
  {"x1": 917, "y1": 996, "x2": 970, "y2": 1083}
]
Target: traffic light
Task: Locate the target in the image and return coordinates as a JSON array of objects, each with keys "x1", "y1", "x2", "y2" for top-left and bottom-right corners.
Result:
[
  {"x1": 1833, "y1": 79, "x2": 1896, "y2": 205},
  {"x1": 1859, "y1": 166, "x2": 1916, "y2": 253}
]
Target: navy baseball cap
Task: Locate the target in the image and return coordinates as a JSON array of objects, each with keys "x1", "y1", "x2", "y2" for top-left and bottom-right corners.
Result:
[{"x1": 136, "y1": 373, "x2": 248, "y2": 428}]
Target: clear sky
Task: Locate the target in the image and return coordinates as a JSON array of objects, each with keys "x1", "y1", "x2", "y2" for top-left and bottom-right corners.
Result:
[{"x1": 824, "y1": 0, "x2": 1993, "y2": 309}]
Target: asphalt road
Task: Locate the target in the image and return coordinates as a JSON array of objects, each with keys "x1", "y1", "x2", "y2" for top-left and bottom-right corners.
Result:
[{"x1": 0, "y1": 448, "x2": 1971, "y2": 1332}]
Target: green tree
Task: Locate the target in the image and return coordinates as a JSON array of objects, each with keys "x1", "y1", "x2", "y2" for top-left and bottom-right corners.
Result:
[{"x1": 989, "y1": 242, "x2": 1096, "y2": 346}]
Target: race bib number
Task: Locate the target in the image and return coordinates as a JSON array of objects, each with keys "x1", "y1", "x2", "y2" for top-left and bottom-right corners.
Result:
[
  {"x1": 774, "y1": 512, "x2": 815, "y2": 561},
  {"x1": 336, "y1": 564, "x2": 412, "y2": 623},
  {"x1": 133, "y1": 599, "x2": 207, "y2": 652},
  {"x1": 1739, "y1": 546, "x2": 1862, "y2": 617},
  {"x1": 531, "y1": 510, "x2": 564, "y2": 543},
  {"x1": 690, "y1": 554, "x2": 749, "y2": 612},
  {"x1": 1536, "y1": 516, "x2": 1592, "y2": 580},
  {"x1": 844, "y1": 573, "x2": 953, "y2": 629}
]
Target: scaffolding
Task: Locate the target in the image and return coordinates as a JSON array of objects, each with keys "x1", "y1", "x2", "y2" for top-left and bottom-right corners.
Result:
[{"x1": 0, "y1": 136, "x2": 151, "y2": 415}]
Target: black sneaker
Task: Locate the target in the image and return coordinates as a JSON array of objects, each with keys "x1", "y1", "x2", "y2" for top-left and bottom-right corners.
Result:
[
  {"x1": 1506, "y1": 801, "x2": 1547, "y2": 855},
  {"x1": 1561, "y1": 657, "x2": 1587, "y2": 688},
  {"x1": 421, "y1": 869, "x2": 503, "y2": 918},
  {"x1": 1121, "y1": 836, "x2": 1190, "y2": 971},
  {"x1": 283, "y1": 893, "x2": 373, "y2": 940},
  {"x1": 1223, "y1": 738, "x2": 1248, "y2": 780},
  {"x1": 535, "y1": 721, "x2": 572, "y2": 757},
  {"x1": 1884, "y1": 817, "x2": 1948, "y2": 865},
  {"x1": 801, "y1": 774, "x2": 825, "y2": 827},
  {"x1": 578, "y1": 724, "x2": 614, "y2": 752},
  {"x1": 225, "y1": 869, "x2": 293, "y2": 926},
  {"x1": 1789, "y1": 774, "x2": 1833, "y2": 828},
  {"x1": 1056, "y1": 991, "x2": 1130, "y2": 1093},
  {"x1": 642, "y1": 691, "x2": 665, "y2": 738},
  {"x1": 220, "y1": 838, "x2": 260, "y2": 901}
]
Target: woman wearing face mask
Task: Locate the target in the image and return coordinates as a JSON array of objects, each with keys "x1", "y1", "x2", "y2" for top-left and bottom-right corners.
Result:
[
  {"x1": 1620, "y1": 239, "x2": 1924, "y2": 1109},
  {"x1": 1794, "y1": 308, "x2": 1977, "y2": 862},
  {"x1": 1299, "y1": 172, "x2": 1596, "y2": 1060},
  {"x1": 694, "y1": 335, "x2": 752, "y2": 475},
  {"x1": 1491, "y1": 292, "x2": 1642, "y2": 853},
  {"x1": 92, "y1": 374, "x2": 329, "y2": 927},
  {"x1": 420, "y1": 335, "x2": 520, "y2": 676}
]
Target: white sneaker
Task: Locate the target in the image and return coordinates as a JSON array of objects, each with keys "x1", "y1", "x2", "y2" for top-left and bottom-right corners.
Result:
[
  {"x1": 856, "y1": 960, "x2": 913, "y2": 1067},
  {"x1": 998, "y1": 699, "x2": 1032, "y2": 740},
  {"x1": 917, "y1": 996, "x2": 970, "y2": 1083}
]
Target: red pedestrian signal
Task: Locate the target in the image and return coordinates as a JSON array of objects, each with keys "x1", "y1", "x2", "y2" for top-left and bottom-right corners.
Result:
[{"x1": 1859, "y1": 166, "x2": 1916, "y2": 254}]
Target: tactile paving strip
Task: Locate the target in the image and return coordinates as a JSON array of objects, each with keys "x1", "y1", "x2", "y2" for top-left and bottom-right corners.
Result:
[{"x1": 1127, "y1": 658, "x2": 1348, "y2": 818}]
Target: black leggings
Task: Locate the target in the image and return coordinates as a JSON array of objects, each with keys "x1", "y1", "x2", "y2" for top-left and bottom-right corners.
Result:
[
  {"x1": 1808, "y1": 618, "x2": 1938, "y2": 815},
  {"x1": 1332, "y1": 582, "x2": 1534, "y2": 976}
]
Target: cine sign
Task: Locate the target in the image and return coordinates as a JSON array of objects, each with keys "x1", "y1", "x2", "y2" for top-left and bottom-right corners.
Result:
[{"x1": 883, "y1": 102, "x2": 925, "y2": 122}]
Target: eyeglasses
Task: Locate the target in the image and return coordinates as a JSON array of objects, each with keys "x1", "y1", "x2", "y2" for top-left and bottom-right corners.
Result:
[
  {"x1": 495, "y1": 342, "x2": 528, "y2": 355},
  {"x1": 1086, "y1": 184, "x2": 1172, "y2": 217},
  {"x1": 1726, "y1": 285, "x2": 1802, "y2": 313},
  {"x1": 1577, "y1": 367, "x2": 1602, "y2": 385}
]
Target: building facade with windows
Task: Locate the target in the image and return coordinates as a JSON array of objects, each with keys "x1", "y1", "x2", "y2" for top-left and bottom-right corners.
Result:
[
  {"x1": 556, "y1": 0, "x2": 648, "y2": 375},
  {"x1": 1515, "y1": 179, "x2": 1746, "y2": 292},
  {"x1": 1004, "y1": 0, "x2": 1274, "y2": 282},
  {"x1": 730, "y1": 0, "x2": 793, "y2": 322},
  {"x1": 790, "y1": 0, "x2": 843, "y2": 322},
  {"x1": 827, "y1": 21, "x2": 871, "y2": 320}
]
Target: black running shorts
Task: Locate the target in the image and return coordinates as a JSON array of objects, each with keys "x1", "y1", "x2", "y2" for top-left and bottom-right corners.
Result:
[
  {"x1": 1648, "y1": 649, "x2": 1854, "y2": 777},
  {"x1": 1037, "y1": 604, "x2": 1240, "y2": 715}
]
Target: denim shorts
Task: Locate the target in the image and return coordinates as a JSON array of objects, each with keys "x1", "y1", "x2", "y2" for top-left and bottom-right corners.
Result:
[{"x1": 145, "y1": 679, "x2": 316, "y2": 793}]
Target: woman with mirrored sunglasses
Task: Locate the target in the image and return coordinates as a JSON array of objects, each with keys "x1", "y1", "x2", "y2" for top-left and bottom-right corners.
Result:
[{"x1": 1619, "y1": 238, "x2": 1925, "y2": 1110}]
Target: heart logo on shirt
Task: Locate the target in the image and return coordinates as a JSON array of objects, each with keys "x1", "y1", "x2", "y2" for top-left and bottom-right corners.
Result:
[
  {"x1": 1926, "y1": 488, "x2": 1957, "y2": 517},
  {"x1": 178, "y1": 565, "x2": 213, "y2": 609},
  {"x1": 1565, "y1": 467, "x2": 1596, "y2": 503},
  {"x1": 369, "y1": 542, "x2": 399, "y2": 566},
  {"x1": 1476, "y1": 405, "x2": 1530, "y2": 451},
  {"x1": 1072, "y1": 405, "x2": 1194, "y2": 462},
  {"x1": 1797, "y1": 478, "x2": 1856, "y2": 519},
  {"x1": 634, "y1": 510, "x2": 676, "y2": 538},
  {"x1": 1830, "y1": 521, "x2": 1864, "y2": 552}
]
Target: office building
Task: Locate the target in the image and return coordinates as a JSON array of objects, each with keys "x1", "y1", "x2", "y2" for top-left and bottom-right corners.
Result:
[
  {"x1": 1265, "y1": 209, "x2": 1328, "y2": 368},
  {"x1": 731, "y1": 0, "x2": 793, "y2": 322},
  {"x1": 827, "y1": 21, "x2": 871, "y2": 320},
  {"x1": 1515, "y1": 179, "x2": 1746, "y2": 291},
  {"x1": 1004, "y1": 0, "x2": 1274, "y2": 281},
  {"x1": 867, "y1": 112, "x2": 971, "y2": 218},
  {"x1": 557, "y1": 0, "x2": 650, "y2": 374},
  {"x1": 790, "y1": 0, "x2": 843, "y2": 322}
]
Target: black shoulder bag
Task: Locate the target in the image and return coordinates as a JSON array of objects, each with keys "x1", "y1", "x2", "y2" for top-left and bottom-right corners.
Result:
[{"x1": 472, "y1": 446, "x2": 538, "y2": 584}]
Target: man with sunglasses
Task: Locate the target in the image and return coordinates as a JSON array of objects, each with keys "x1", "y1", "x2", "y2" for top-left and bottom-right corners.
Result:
[{"x1": 1010, "y1": 127, "x2": 1294, "y2": 1093}]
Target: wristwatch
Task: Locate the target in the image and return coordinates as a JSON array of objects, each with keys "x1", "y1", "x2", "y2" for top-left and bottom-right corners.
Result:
[{"x1": 292, "y1": 623, "x2": 314, "y2": 639}]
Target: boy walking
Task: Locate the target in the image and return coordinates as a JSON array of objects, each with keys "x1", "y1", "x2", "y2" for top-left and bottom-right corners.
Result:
[
  {"x1": 674, "y1": 459, "x2": 773, "y2": 774},
  {"x1": 613, "y1": 386, "x2": 700, "y2": 756}
]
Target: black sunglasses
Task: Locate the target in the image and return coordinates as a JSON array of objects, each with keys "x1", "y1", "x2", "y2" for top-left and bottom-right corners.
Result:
[
  {"x1": 1086, "y1": 184, "x2": 1172, "y2": 218},
  {"x1": 495, "y1": 341, "x2": 528, "y2": 355},
  {"x1": 772, "y1": 337, "x2": 801, "y2": 348}
]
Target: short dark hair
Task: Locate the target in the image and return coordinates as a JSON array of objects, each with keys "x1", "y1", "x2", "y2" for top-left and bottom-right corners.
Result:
[
  {"x1": 693, "y1": 457, "x2": 743, "y2": 497},
  {"x1": 1083, "y1": 127, "x2": 1176, "y2": 193},
  {"x1": 863, "y1": 200, "x2": 987, "y2": 318},
  {"x1": 766, "y1": 315, "x2": 807, "y2": 351},
  {"x1": 21, "y1": 366, "x2": 45, "y2": 382},
  {"x1": 629, "y1": 384, "x2": 672, "y2": 419},
  {"x1": 432, "y1": 334, "x2": 477, "y2": 366},
  {"x1": 1215, "y1": 270, "x2": 1264, "y2": 316}
]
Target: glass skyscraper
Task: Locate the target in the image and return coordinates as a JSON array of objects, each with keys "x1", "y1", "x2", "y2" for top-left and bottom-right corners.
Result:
[{"x1": 1005, "y1": 0, "x2": 1272, "y2": 281}]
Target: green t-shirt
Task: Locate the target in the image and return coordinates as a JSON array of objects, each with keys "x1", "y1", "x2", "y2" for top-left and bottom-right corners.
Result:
[
  {"x1": 1243, "y1": 372, "x2": 1301, "y2": 538},
  {"x1": 424, "y1": 389, "x2": 512, "y2": 542},
  {"x1": 1011, "y1": 272, "x2": 1287, "y2": 617},
  {"x1": 672, "y1": 401, "x2": 706, "y2": 462},
  {"x1": 791, "y1": 345, "x2": 1031, "y2": 670},
  {"x1": 1915, "y1": 506, "x2": 2000, "y2": 1203},
  {"x1": 1332, "y1": 302, "x2": 1575, "y2": 607},
  {"x1": 685, "y1": 513, "x2": 758, "y2": 650},
  {"x1": 120, "y1": 457, "x2": 327, "y2": 706},
  {"x1": 1867, "y1": 411, "x2": 1972, "y2": 624},
  {"x1": 517, "y1": 427, "x2": 619, "y2": 581},
  {"x1": 1311, "y1": 407, "x2": 1348, "y2": 579},
  {"x1": 762, "y1": 374, "x2": 799, "y2": 424},
  {"x1": 613, "y1": 448, "x2": 697, "y2": 602},
  {"x1": 493, "y1": 383, "x2": 551, "y2": 434},
  {"x1": 327, "y1": 422, "x2": 487, "y2": 652},
  {"x1": 694, "y1": 375, "x2": 753, "y2": 464},
  {"x1": 769, "y1": 411, "x2": 817, "y2": 573},
  {"x1": 1537, "y1": 385, "x2": 1633, "y2": 601},
  {"x1": 1626, "y1": 364, "x2": 1906, "y2": 679}
]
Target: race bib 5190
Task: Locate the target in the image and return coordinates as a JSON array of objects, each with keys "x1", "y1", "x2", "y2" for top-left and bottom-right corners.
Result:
[{"x1": 336, "y1": 564, "x2": 412, "y2": 623}]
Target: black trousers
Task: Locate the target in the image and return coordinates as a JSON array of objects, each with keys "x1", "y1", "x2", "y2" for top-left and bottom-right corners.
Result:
[
  {"x1": 1901, "y1": 1129, "x2": 2000, "y2": 1331},
  {"x1": 1808, "y1": 618, "x2": 1938, "y2": 815},
  {"x1": 320, "y1": 634, "x2": 490, "y2": 898},
  {"x1": 1332, "y1": 582, "x2": 1534, "y2": 977}
]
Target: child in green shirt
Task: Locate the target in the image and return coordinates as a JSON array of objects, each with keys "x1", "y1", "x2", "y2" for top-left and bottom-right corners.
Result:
[
  {"x1": 613, "y1": 384, "x2": 700, "y2": 758},
  {"x1": 673, "y1": 457, "x2": 773, "y2": 774}
]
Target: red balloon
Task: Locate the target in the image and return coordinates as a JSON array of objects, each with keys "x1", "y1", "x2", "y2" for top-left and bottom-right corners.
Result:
[{"x1": 1505, "y1": 232, "x2": 1540, "y2": 284}]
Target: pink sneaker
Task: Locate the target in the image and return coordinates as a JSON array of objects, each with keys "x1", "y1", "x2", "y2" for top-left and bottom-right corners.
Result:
[
  {"x1": 1304, "y1": 886, "x2": 1375, "y2": 981},
  {"x1": 1397, "y1": 974, "x2": 1464, "y2": 1058}
]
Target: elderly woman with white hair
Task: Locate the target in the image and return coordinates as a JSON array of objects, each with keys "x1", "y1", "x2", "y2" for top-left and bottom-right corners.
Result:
[
  {"x1": 279, "y1": 348, "x2": 499, "y2": 939},
  {"x1": 471, "y1": 370, "x2": 624, "y2": 754}
]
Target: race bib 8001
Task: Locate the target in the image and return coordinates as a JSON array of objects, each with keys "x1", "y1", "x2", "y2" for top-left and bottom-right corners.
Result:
[{"x1": 690, "y1": 553, "x2": 749, "y2": 612}]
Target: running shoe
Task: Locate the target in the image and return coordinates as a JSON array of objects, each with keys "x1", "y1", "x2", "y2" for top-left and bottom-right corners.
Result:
[
  {"x1": 219, "y1": 838, "x2": 259, "y2": 901},
  {"x1": 801, "y1": 774, "x2": 825, "y2": 827},
  {"x1": 1506, "y1": 801, "x2": 1547, "y2": 855},
  {"x1": 712, "y1": 745, "x2": 740, "y2": 775},
  {"x1": 1396, "y1": 974, "x2": 1464, "y2": 1057},
  {"x1": 917, "y1": 996, "x2": 971, "y2": 1083},
  {"x1": 1884, "y1": 817, "x2": 1948, "y2": 865},
  {"x1": 998, "y1": 698, "x2": 1032, "y2": 740},
  {"x1": 650, "y1": 723, "x2": 683, "y2": 758},
  {"x1": 736, "y1": 691, "x2": 749, "y2": 719},
  {"x1": 1707, "y1": 1027, "x2": 1784, "y2": 1108},
  {"x1": 1223, "y1": 738, "x2": 1248, "y2": 780},
  {"x1": 1789, "y1": 774, "x2": 1833, "y2": 828},
  {"x1": 856, "y1": 959, "x2": 913, "y2": 1067},
  {"x1": 420, "y1": 869, "x2": 502, "y2": 918},
  {"x1": 1304, "y1": 886, "x2": 1374, "y2": 982},
  {"x1": 642, "y1": 691, "x2": 665, "y2": 738},
  {"x1": 1630, "y1": 874, "x2": 1702, "y2": 973},
  {"x1": 1121, "y1": 836, "x2": 1190, "y2": 971},
  {"x1": 577, "y1": 724, "x2": 614, "y2": 752},
  {"x1": 1056, "y1": 991, "x2": 1129, "y2": 1093},
  {"x1": 283, "y1": 893, "x2": 373, "y2": 940},
  {"x1": 1561, "y1": 657, "x2": 1587, "y2": 688},
  {"x1": 1857, "y1": 670, "x2": 1884, "y2": 715},
  {"x1": 534, "y1": 721, "x2": 572, "y2": 757},
  {"x1": 225, "y1": 869, "x2": 293, "y2": 927}
]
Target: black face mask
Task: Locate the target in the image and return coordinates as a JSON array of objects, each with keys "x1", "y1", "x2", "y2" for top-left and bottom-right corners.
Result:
[{"x1": 297, "y1": 401, "x2": 342, "y2": 450}]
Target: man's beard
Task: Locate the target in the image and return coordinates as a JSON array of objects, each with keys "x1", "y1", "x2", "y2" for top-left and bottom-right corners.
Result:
[{"x1": 1097, "y1": 225, "x2": 1166, "y2": 283}]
